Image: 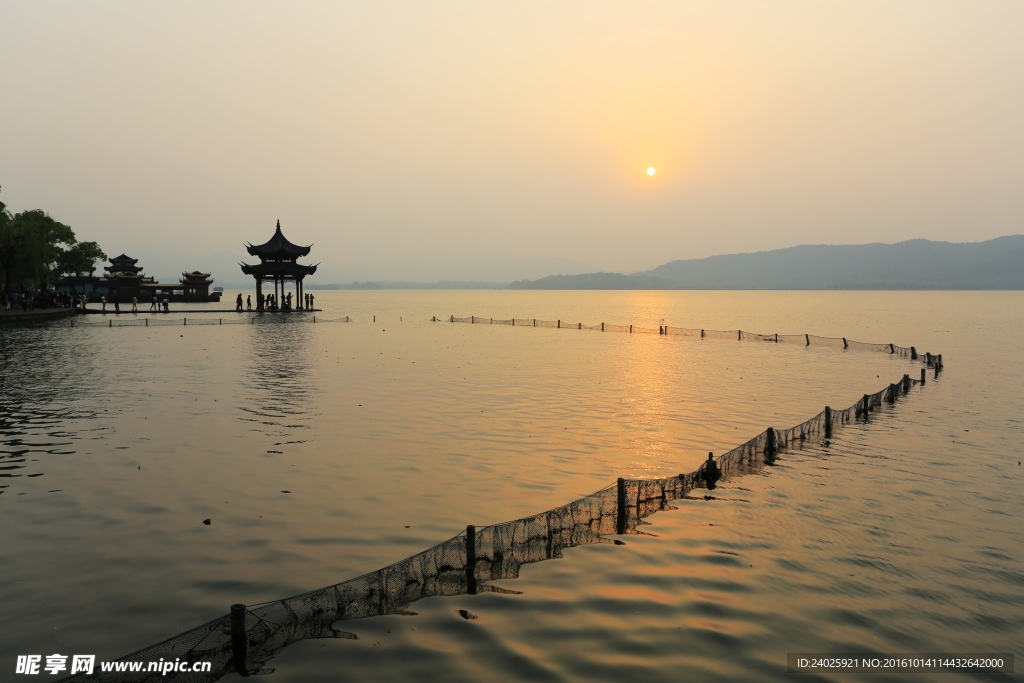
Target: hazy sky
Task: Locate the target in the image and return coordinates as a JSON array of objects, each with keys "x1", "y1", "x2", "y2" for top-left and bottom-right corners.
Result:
[{"x1": 2, "y1": 1, "x2": 1022, "y2": 282}]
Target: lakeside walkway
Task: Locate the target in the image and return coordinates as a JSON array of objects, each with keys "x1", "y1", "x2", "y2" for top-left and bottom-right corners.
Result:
[{"x1": 81, "y1": 308, "x2": 321, "y2": 314}]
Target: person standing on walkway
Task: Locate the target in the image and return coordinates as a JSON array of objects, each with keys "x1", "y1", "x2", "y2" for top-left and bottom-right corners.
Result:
[
  {"x1": 246, "y1": 294, "x2": 252, "y2": 311},
  {"x1": 150, "y1": 296, "x2": 157, "y2": 311},
  {"x1": 101, "y1": 295, "x2": 107, "y2": 312},
  {"x1": 132, "y1": 296, "x2": 138, "y2": 312},
  {"x1": 236, "y1": 293, "x2": 243, "y2": 311}
]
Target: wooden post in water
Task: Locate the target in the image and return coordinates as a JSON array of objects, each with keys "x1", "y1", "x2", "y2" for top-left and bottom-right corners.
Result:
[
  {"x1": 557, "y1": 320, "x2": 560, "y2": 328},
  {"x1": 843, "y1": 337, "x2": 848, "y2": 349},
  {"x1": 890, "y1": 343, "x2": 895, "y2": 354},
  {"x1": 145, "y1": 319, "x2": 147, "y2": 327},
  {"x1": 888, "y1": 384, "x2": 897, "y2": 404},
  {"x1": 824, "y1": 407, "x2": 832, "y2": 440},
  {"x1": 911, "y1": 346, "x2": 918, "y2": 360},
  {"x1": 616, "y1": 478, "x2": 626, "y2": 535},
  {"x1": 109, "y1": 319, "x2": 112, "y2": 327},
  {"x1": 775, "y1": 333, "x2": 778, "y2": 343},
  {"x1": 465, "y1": 525, "x2": 477, "y2": 595},
  {"x1": 765, "y1": 427, "x2": 777, "y2": 458},
  {"x1": 738, "y1": 330, "x2": 741, "y2": 341},
  {"x1": 602, "y1": 322, "x2": 605, "y2": 331},
  {"x1": 701, "y1": 329, "x2": 704, "y2": 338},
  {"x1": 921, "y1": 368, "x2": 926, "y2": 384},
  {"x1": 184, "y1": 318, "x2": 187, "y2": 326},
  {"x1": 862, "y1": 394, "x2": 870, "y2": 417},
  {"x1": 805, "y1": 334, "x2": 810, "y2": 346},
  {"x1": 629, "y1": 325, "x2": 632, "y2": 333},
  {"x1": 231, "y1": 604, "x2": 249, "y2": 677},
  {"x1": 903, "y1": 374, "x2": 911, "y2": 393}
]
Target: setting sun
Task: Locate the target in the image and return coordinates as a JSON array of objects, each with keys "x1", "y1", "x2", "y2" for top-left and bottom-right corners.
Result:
[{"x1": 647, "y1": 167, "x2": 656, "y2": 176}]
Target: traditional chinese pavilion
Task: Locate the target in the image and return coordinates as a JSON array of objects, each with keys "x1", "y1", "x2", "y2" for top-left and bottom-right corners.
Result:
[
  {"x1": 239, "y1": 220, "x2": 317, "y2": 311},
  {"x1": 56, "y1": 255, "x2": 222, "y2": 302},
  {"x1": 104, "y1": 254, "x2": 150, "y2": 299}
]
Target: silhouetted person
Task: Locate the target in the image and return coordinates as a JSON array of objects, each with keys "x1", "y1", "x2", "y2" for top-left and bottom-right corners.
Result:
[
  {"x1": 309, "y1": 293, "x2": 314, "y2": 309},
  {"x1": 246, "y1": 295, "x2": 252, "y2": 311},
  {"x1": 236, "y1": 293, "x2": 243, "y2": 311},
  {"x1": 700, "y1": 452, "x2": 721, "y2": 490}
]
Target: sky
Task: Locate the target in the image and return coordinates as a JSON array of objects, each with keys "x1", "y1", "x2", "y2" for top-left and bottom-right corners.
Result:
[{"x1": 1, "y1": 1, "x2": 1022, "y2": 283}]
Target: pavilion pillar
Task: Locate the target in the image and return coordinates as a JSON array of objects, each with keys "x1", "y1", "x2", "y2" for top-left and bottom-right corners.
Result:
[{"x1": 256, "y1": 276, "x2": 263, "y2": 311}]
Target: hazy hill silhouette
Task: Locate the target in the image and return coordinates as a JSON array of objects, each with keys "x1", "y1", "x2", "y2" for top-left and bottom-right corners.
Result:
[{"x1": 511, "y1": 236, "x2": 1024, "y2": 290}]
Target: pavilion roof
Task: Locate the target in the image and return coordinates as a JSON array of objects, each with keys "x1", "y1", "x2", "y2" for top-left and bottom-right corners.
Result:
[
  {"x1": 239, "y1": 261, "x2": 318, "y2": 278},
  {"x1": 105, "y1": 254, "x2": 143, "y2": 274},
  {"x1": 180, "y1": 272, "x2": 213, "y2": 284},
  {"x1": 245, "y1": 220, "x2": 312, "y2": 260}
]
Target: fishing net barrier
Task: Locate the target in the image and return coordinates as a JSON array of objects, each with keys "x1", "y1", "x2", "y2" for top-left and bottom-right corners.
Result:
[
  {"x1": 438, "y1": 314, "x2": 946, "y2": 364},
  {"x1": 57, "y1": 349, "x2": 943, "y2": 681},
  {"x1": 66, "y1": 315, "x2": 352, "y2": 327}
]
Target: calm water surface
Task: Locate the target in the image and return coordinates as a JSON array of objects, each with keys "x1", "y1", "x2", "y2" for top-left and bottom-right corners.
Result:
[{"x1": 1, "y1": 291, "x2": 1021, "y2": 682}]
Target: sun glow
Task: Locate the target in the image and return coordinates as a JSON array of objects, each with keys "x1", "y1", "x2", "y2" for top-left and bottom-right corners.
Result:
[{"x1": 646, "y1": 167, "x2": 656, "y2": 176}]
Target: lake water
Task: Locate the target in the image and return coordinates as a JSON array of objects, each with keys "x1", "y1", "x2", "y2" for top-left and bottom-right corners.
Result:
[{"x1": 1, "y1": 291, "x2": 1021, "y2": 682}]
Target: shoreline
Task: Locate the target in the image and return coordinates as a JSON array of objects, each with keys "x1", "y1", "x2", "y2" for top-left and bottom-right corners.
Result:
[{"x1": 0, "y1": 307, "x2": 78, "y2": 324}]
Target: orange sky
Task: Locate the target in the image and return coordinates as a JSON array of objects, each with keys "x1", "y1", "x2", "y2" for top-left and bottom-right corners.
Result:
[{"x1": 1, "y1": 1, "x2": 1021, "y2": 281}]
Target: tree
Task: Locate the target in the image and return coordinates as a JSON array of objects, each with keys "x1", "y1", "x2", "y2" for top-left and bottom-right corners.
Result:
[
  {"x1": 0, "y1": 187, "x2": 105, "y2": 291},
  {"x1": 57, "y1": 241, "x2": 107, "y2": 277}
]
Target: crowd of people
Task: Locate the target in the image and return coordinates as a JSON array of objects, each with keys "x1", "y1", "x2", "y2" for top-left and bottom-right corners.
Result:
[
  {"x1": 1, "y1": 286, "x2": 80, "y2": 312},
  {"x1": 245, "y1": 291, "x2": 315, "y2": 311},
  {"x1": 1, "y1": 287, "x2": 173, "y2": 314}
]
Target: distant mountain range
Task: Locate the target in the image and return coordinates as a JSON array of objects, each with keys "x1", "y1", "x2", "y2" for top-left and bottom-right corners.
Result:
[{"x1": 510, "y1": 235, "x2": 1024, "y2": 290}]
